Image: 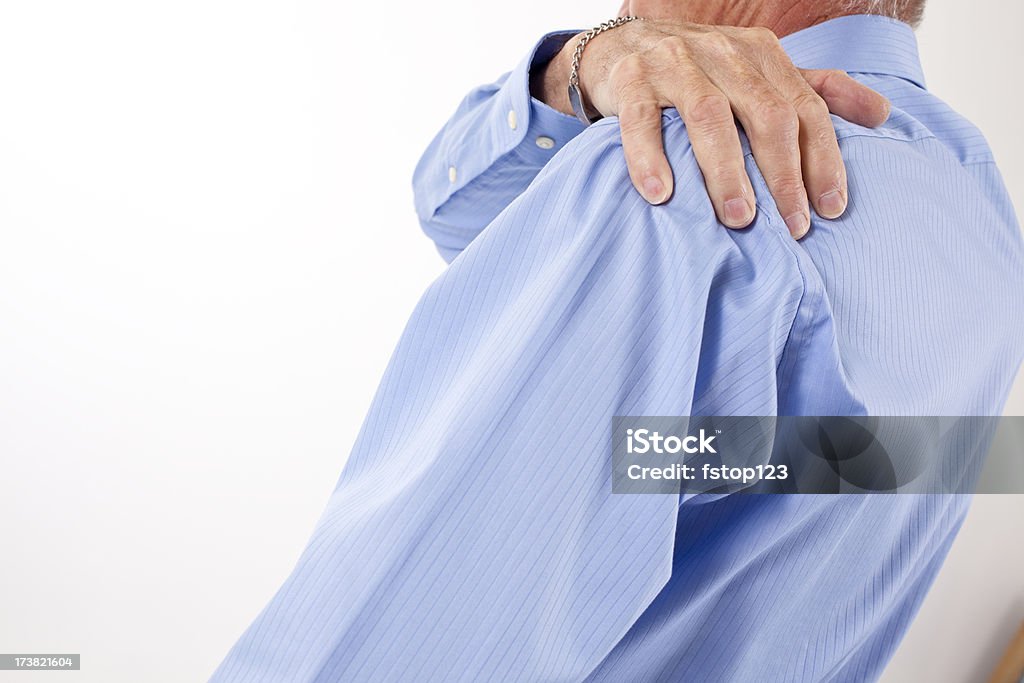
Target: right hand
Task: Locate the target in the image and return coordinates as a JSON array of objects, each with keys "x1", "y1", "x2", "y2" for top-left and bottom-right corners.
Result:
[{"x1": 534, "y1": 19, "x2": 892, "y2": 238}]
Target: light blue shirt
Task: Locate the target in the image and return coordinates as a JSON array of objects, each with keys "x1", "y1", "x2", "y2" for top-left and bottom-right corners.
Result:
[{"x1": 211, "y1": 15, "x2": 1024, "y2": 682}]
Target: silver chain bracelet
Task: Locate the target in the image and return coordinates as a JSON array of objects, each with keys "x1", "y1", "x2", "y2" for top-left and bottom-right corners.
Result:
[{"x1": 567, "y1": 15, "x2": 640, "y2": 125}]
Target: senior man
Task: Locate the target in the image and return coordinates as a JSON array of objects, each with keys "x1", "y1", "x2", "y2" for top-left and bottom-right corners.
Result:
[{"x1": 211, "y1": 0, "x2": 1024, "y2": 681}]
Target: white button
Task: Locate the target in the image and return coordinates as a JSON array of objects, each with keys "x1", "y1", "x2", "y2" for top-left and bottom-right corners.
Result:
[
  {"x1": 448, "y1": 166, "x2": 457, "y2": 183},
  {"x1": 507, "y1": 109, "x2": 518, "y2": 130},
  {"x1": 536, "y1": 136, "x2": 555, "y2": 149}
]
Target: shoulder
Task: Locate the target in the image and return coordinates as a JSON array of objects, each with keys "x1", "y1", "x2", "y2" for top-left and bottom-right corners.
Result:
[
  {"x1": 529, "y1": 110, "x2": 803, "y2": 268},
  {"x1": 495, "y1": 110, "x2": 810, "y2": 327}
]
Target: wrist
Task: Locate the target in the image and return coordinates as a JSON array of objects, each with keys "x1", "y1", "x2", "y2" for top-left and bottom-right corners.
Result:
[{"x1": 530, "y1": 33, "x2": 582, "y2": 117}]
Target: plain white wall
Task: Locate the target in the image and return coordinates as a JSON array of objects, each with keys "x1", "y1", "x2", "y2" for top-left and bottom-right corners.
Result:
[{"x1": 0, "y1": 1, "x2": 1018, "y2": 682}]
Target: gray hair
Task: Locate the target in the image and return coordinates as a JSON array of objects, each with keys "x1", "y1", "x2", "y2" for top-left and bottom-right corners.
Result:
[{"x1": 839, "y1": 0, "x2": 926, "y2": 26}]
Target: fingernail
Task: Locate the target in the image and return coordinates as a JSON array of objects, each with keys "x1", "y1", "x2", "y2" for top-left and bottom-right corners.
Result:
[
  {"x1": 818, "y1": 190, "x2": 846, "y2": 219},
  {"x1": 642, "y1": 176, "x2": 668, "y2": 204},
  {"x1": 723, "y1": 198, "x2": 754, "y2": 227},
  {"x1": 785, "y1": 212, "x2": 810, "y2": 239}
]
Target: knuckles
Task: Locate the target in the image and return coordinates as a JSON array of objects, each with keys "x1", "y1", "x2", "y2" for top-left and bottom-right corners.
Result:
[
  {"x1": 608, "y1": 54, "x2": 648, "y2": 92},
  {"x1": 693, "y1": 29, "x2": 736, "y2": 56},
  {"x1": 745, "y1": 26, "x2": 781, "y2": 47},
  {"x1": 684, "y1": 93, "x2": 733, "y2": 128},
  {"x1": 791, "y1": 92, "x2": 830, "y2": 120},
  {"x1": 602, "y1": 21, "x2": 857, "y2": 150},
  {"x1": 750, "y1": 99, "x2": 798, "y2": 135},
  {"x1": 763, "y1": 173, "x2": 806, "y2": 202},
  {"x1": 652, "y1": 34, "x2": 691, "y2": 60},
  {"x1": 618, "y1": 98, "x2": 662, "y2": 126}
]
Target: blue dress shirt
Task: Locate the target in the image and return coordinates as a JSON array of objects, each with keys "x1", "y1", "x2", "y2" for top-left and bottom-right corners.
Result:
[{"x1": 211, "y1": 15, "x2": 1024, "y2": 683}]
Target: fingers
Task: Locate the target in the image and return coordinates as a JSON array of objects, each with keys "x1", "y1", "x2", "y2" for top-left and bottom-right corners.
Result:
[
  {"x1": 680, "y1": 90, "x2": 756, "y2": 227},
  {"x1": 573, "y1": 20, "x2": 895, "y2": 237},
  {"x1": 660, "y1": 49, "x2": 755, "y2": 227},
  {"x1": 610, "y1": 55, "x2": 674, "y2": 204},
  {"x1": 617, "y1": 91, "x2": 674, "y2": 204},
  {"x1": 795, "y1": 90, "x2": 848, "y2": 220},
  {"x1": 762, "y1": 65, "x2": 848, "y2": 220},
  {"x1": 693, "y1": 41, "x2": 810, "y2": 238},
  {"x1": 615, "y1": 37, "x2": 757, "y2": 224},
  {"x1": 802, "y1": 69, "x2": 891, "y2": 128}
]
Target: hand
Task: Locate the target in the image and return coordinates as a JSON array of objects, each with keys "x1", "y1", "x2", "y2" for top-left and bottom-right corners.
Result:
[{"x1": 533, "y1": 20, "x2": 891, "y2": 238}]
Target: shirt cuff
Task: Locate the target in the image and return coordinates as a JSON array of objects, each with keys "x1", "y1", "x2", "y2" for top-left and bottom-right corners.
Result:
[
  {"x1": 500, "y1": 31, "x2": 587, "y2": 166},
  {"x1": 417, "y1": 31, "x2": 588, "y2": 223}
]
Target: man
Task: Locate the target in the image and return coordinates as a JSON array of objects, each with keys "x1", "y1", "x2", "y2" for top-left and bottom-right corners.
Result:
[{"x1": 211, "y1": 1, "x2": 1024, "y2": 681}]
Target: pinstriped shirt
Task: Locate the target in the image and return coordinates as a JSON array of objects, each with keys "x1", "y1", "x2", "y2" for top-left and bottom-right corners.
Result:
[{"x1": 211, "y1": 15, "x2": 1024, "y2": 683}]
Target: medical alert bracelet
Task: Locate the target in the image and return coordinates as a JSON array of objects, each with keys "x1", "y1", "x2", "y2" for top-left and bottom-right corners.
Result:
[{"x1": 567, "y1": 15, "x2": 640, "y2": 125}]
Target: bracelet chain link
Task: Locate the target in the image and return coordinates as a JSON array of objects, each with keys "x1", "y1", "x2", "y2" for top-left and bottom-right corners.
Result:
[{"x1": 567, "y1": 15, "x2": 641, "y2": 125}]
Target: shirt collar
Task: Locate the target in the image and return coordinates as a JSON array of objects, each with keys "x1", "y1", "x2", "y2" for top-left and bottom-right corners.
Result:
[{"x1": 781, "y1": 14, "x2": 926, "y2": 89}]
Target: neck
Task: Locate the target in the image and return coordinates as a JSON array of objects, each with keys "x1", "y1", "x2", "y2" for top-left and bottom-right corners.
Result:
[{"x1": 630, "y1": 0, "x2": 854, "y2": 37}]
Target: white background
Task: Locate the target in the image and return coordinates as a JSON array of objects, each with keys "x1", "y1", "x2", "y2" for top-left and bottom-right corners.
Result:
[{"x1": 0, "y1": 1, "x2": 1020, "y2": 681}]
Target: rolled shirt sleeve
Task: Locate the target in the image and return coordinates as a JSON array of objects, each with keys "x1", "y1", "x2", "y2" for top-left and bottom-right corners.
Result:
[
  {"x1": 211, "y1": 115, "x2": 808, "y2": 683},
  {"x1": 412, "y1": 31, "x2": 586, "y2": 262}
]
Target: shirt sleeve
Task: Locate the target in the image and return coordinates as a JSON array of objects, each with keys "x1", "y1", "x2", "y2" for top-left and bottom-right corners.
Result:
[
  {"x1": 211, "y1": 118, "x2": 807, "y2": 683},
  {"x1": 412, "y1": 31, "x2": 586, "y2": 263}
]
